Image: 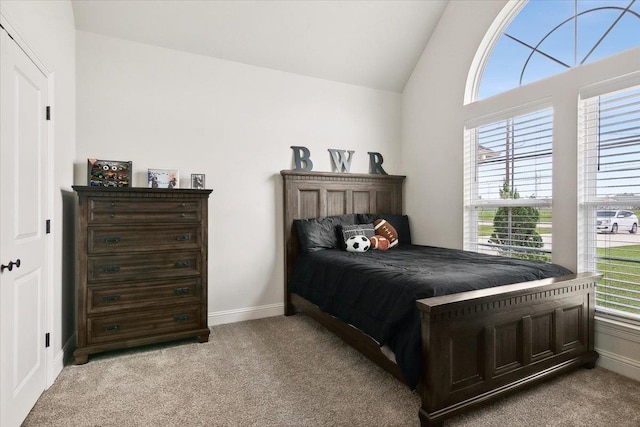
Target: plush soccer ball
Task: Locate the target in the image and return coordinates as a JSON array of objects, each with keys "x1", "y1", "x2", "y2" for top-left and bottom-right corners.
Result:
[
  {"x1": 345, "y1": 235, "x2": 371, "y2": 253},
  {"x1": 369, "y1": 235, "x2": 390, "y2": 251}
]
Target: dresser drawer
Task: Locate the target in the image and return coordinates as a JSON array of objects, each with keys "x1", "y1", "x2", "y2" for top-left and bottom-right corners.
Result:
[
  {"x1": 87, "y1": 278, "x2": 201, "y2": 314},
  {"x1": 88, "y1": 225, "x2": 201, "y2": 253},
  {"x1": 88, "y1": 198, "x2": 201, "y2": 224},
  {"x1": 88, "y1": 252, "x2": 200, "y2": 283},
  {"x1": 87, "y1": 305, "x2": 201, "y2": 344}
]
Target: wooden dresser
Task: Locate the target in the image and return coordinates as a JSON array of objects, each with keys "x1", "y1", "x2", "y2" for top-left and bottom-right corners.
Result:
[{"x1": 72, "y1": 186, "x2": 212, "y2": 364}]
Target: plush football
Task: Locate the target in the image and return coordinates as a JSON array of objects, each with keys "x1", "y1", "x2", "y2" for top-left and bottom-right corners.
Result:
[
  {"x1": 374, "y1": 218, "x2": 399, "y2": 248},
  {"x1": 345, "y1": 235, "x2": 371, "y2": 253},
  {"x1": 369, "y1": 235, "x2": 390, "y2": 251}
]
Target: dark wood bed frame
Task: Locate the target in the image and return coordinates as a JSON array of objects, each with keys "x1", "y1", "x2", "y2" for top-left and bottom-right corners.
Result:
[{"x1": 281, "y1": 170, "x2": 599, "y2": 426}]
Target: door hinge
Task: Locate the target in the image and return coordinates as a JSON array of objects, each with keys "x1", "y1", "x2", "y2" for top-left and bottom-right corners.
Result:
[
  {"x1": 46, "y1": 106, "x2": 51, "y2": 121},
  {"x1": 46, "y1": 219, "x2": 51, "y2": 234},
  {"x1": 45, "y1": 333, "x2": 50, "y2": 348}
]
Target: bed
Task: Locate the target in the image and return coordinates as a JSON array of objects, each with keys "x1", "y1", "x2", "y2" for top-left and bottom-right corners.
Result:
[{"x1": 281, "y1": 170, "x2": 599, "y2": 426}]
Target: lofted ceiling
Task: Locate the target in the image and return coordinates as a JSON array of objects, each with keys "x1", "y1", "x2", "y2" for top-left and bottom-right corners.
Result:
[{"x1": 71, "y1": 0, "x2": 448, "y2": 93}]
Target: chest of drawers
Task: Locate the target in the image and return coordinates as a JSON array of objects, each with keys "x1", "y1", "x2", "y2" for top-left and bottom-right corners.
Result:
[{"x1": 72, "y1": 186, "x2": 212, "y2": 364}]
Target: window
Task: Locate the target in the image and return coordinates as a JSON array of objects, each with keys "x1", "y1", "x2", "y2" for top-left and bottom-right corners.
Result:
[
  {"x1": 579, "y1": 84, "x2": 640, "y2": 319},
  {"x1": 478, "y1": 0, "x2": 640, "y2": 100},
  {"x1": 465, "y1": 108, "x2": 553, "y2": 261},
  {"x1": 465, "y1": 0, "x2": 640, "y2": 327}
]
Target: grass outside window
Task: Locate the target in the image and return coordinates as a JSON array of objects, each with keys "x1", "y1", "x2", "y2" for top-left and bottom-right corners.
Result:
[{"x1": 596, "y1": 244, "x2": 640, "y2": 317}]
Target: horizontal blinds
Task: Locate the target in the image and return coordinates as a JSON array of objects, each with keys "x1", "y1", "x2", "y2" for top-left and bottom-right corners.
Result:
[
  {"x1": 475, "y1": 109, "x2": 553, "y2": 202},
  {"x1": 580, "y1": 85, "x2": 640, "y2": 319},
  {"x1": 582, "y1": 86, "x2": 640, "y2": 200},
  {"x1": 465, "y1": 108, "x2": 553, "y2": 261}
]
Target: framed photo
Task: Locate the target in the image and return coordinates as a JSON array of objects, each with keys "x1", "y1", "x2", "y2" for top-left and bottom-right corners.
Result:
[
  {"x1": 148, "y1": 169, "x2": 179, "y2": 188},
  {"x1": 191, "y1": 174, "x2": 205, "y2": 189},
  {"x1": 87, "y1": 159, "x2": 132, "y2": 187}
]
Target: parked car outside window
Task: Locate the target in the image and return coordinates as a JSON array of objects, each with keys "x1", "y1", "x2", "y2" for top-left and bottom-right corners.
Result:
[{"x1": 596, "y1": 210, "x2": 638, "y2": 234}]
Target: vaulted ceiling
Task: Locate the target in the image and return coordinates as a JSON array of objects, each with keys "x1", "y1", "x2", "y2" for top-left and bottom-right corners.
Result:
[{"x1": 71, "y1": 0, "x2": 448, "y2": 93}]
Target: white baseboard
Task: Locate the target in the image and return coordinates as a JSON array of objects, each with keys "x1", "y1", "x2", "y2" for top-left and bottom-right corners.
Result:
[
  {"x1": 595, "y1": 316, "x2": 640, "y2": 382},
  {"x1": 208, "y1": 303, "x2": 284, "y2": 326},
  {"x1": 595, "y1": 347, "x2": 640, "y2": 382}
]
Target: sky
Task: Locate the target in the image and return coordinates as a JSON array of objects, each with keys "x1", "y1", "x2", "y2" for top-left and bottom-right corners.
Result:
[{"x1": 479, "y1": 0, "x2": 640, "y2": 100}]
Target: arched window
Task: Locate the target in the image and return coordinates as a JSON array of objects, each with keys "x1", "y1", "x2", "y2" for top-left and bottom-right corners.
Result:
[
  {"x1": 478, "y1": 0, "x2": 640, "y2": 100},
  {"x1": 464, "y1": 0, "x2": 640, "y2": 319}
]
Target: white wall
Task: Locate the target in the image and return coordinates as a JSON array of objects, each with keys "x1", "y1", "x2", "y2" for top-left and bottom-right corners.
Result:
[
  {"x1": 402, "y1": 0, "x2": 507, "y2": 249},
  {"x1": 76, "y1": 31, "x2": 402, "y2": 323},
  {"x1": 0, "y1": 0, "x2": 76, "y2": 382},
  {"x1": 403, "y1": 0, "x2": 640, "y2": 381}
]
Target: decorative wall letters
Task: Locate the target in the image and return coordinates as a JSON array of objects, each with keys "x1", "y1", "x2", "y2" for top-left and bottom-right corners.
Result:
[
  {"x1": 368, "y1": 152, "x2": 387, "y2": 175},
  {"x1": 328, "y1": 149, "x2": 354, "y2": 173},
  {"x1": 291, "y1": 146, "x2": 313, "y2": 171},
  {"x1": 290, "y1": 146, "x2": 387, "y2": 175}
]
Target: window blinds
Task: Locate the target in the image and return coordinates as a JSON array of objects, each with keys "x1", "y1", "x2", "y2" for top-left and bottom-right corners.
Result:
[
  {"x1": 579, "y1": 85, "x2": 640, "y2": 319},
  {"x1": 465, "y1": 108, "x2": 553, "y2": 261}
]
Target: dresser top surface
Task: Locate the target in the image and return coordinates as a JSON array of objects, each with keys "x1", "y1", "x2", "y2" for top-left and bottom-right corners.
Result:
[{"x1": 72, "y1": 186, "x2": 212, "y2": 197}]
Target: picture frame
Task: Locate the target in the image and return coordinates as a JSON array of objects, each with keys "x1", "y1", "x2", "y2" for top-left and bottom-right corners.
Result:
[
  {"x1": 148, "y1": 168, "x2": 179, "y2": 189},
  {"x1": 191, "y1": 174, "x2": 205, "y2": 189},
  {"x1": 87, "y1": 159, "x2": 132, "y2": 187}
]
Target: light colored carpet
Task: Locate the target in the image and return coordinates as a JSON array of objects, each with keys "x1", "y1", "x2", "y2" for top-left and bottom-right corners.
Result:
[{"x1": 25, "y1": 315, "x2": 640, "y2": 426}]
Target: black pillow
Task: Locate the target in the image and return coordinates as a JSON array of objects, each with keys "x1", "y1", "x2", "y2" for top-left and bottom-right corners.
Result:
[
  {"x1": 357, "y1": 214, "x2": 411, "y2": 246},
  {"x1": 294, "y1": 214, "x2": 358, "y2": 253}
]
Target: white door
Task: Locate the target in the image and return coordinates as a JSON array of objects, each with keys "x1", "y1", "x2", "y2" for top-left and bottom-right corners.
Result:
[{"x1": 0, "y1": 26, "x2": 49, "y2": 427}]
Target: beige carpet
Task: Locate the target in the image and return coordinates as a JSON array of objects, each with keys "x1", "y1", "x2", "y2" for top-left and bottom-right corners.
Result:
[{"x1": 25, "y1": 315, "x2": 640, "y2": 426}]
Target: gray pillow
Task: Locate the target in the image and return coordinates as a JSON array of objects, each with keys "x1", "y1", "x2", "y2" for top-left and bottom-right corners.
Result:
[{"x1": 341, "y1": 224, "x2": 375, "y2": 247}]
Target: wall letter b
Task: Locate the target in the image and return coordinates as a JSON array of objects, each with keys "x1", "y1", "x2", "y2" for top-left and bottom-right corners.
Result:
[{"x1": 291, "y1": 146, "x2": 313, "y2": 171}]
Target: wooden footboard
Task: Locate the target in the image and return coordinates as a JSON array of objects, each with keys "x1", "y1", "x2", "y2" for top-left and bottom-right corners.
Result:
[{"x1": 417, "y1": 272, "x2": 599, "y2": 427}]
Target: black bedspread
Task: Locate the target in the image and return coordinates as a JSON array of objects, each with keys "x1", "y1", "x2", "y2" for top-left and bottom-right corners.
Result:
[{"x1": 289, "y1": 245, "x2": 572, "y2": 389}]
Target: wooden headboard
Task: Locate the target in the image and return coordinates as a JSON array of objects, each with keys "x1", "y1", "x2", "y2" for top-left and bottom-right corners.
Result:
[{"x1": 280, "y1": 170, "x2": 406, "y2": 314}]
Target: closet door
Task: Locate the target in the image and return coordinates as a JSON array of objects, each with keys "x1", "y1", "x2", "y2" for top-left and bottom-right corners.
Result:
[{"x1": 0, "y1": 26, "x2": 49, "y2": 427}]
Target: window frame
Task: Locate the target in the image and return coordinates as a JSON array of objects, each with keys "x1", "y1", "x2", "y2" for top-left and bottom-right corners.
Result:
[{"x1": 578, "y1": 77, "x2": 640, "y2": 321}]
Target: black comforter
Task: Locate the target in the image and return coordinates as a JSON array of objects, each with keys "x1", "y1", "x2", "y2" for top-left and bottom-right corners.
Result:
[{"x1": 289, "y1": 245, "x2": 572, "y2": 389}]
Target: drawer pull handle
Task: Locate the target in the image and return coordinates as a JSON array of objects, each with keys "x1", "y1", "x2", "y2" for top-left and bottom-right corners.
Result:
[
  {"x1": 181, "y1": 203, "x2": 186, "y2": 207},
  {"x1": 102, "y1": 265, "x2": 120, "y2": 273},
  {"x1": 103, "y1": 324, "x2": 120, "y2": 332},
  {"x1": 102, "y1": 237, "x2": 121, "y2": 244},
  {"x1": 102, "y1": 294, "x2": 121, "y2": 302},
  {"x1": 110, "y1": 213, "x2": 116, "y2": 218},
  {"x1": 110, "y1": 202, "x2": 116, "y2": 207},
  {"x1": 180, "y1": 213, "x2": 186, "y2": 218},
  {"x1": 174, "y1": 260, "x2": 191, "y2": 268},
  {"x1": 174, "y1": 314, "x2": 190, "y2": 322},
  {"x1": 175, "y1": 234, "x2": 191, "y2": 241},
  {"x1": 174, "y1": 287, "x2": 191, "y2": 295}
]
